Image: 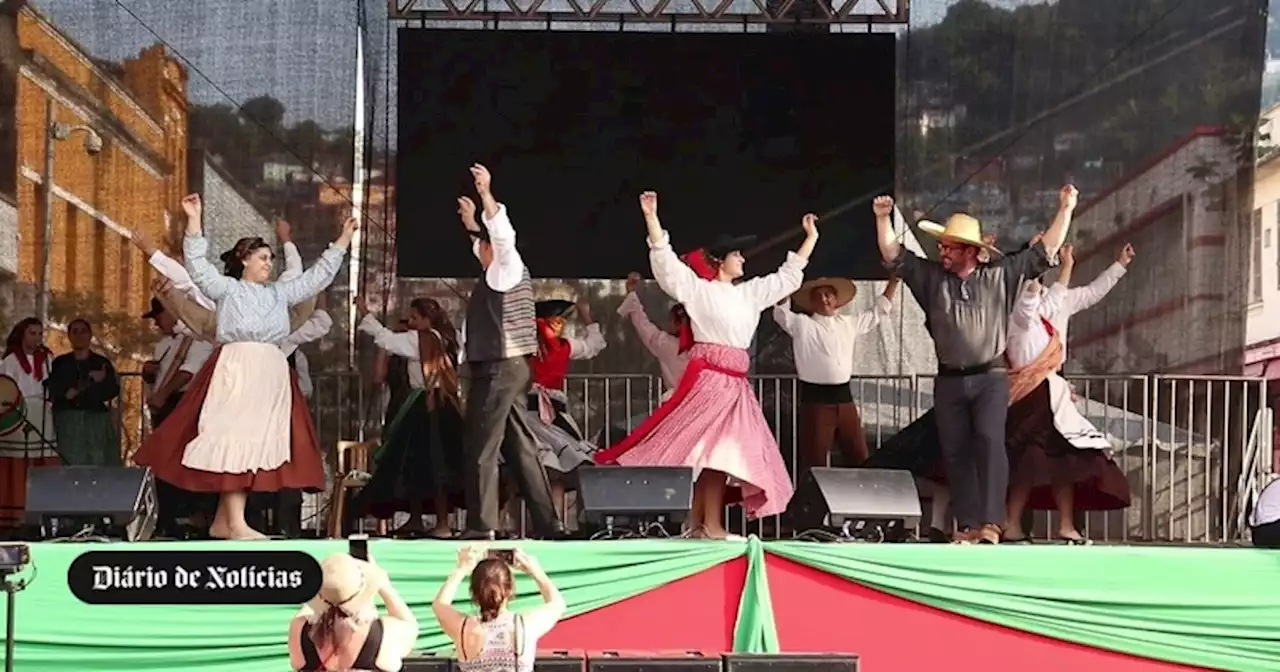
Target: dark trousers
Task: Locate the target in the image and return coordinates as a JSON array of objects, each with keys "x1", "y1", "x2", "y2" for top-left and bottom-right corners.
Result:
[
  {"x1": 933, "y1": 372, "x2": 1010, "y2": 529},
  {"x1": 463, "y1": 357, "x2": 559, "y2": 534}
]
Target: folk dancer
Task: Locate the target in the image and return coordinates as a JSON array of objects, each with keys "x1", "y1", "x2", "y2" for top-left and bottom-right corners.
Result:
[
  {"x1": 141, "y1": 294, "x2": 216, "y2": 538},
  {"x1": 595, "y1": 192, "x2": 817, "y2": 540},
  {"x1": 46, "y1": 318, "x2": 121, "y2": 466},
  {"x1": 597, "y1": 271, "x2": 692, "y2": 446},
  {"x1": 455, "y1": 164, "x2": 563, "y2": 540},
  {"x1": 0, "y1": 319, "x2": 59, "y2": 530},
  {"x1": 132, "y1": 194, "x2": 354, "y2": 540},
  {"x1": 353, "y1": 297, "x2": 466, "y2": 538},
  {"x1": 773, "y1": 275, "x2": 898, "y2": 483},
  {"x1": 873, "y1": 186, "x2": 1074, "y2": 544},
  {"x1": 1001, "y1": 244, "x2": 1131, "y2": 544},
  {"x1": 516, "y1": 296, "x2": 606, "y2": 525},
  {"x1": 372, "y1": 318, "x2": 413, "y2": 432}
]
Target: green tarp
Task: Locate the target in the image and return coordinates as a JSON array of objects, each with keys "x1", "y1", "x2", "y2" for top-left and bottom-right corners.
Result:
[{"x1": 5, "y1": 537, "x2": 1280, "y2": 671}]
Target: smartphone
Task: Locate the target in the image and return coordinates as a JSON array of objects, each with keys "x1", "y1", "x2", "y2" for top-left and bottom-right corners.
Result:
[
  {"x1": 348, "y1": 534, "x2": 369, "y2": 561},
  {"x1": 488, "y1": 549, "x2": 515, "y2": 565}
]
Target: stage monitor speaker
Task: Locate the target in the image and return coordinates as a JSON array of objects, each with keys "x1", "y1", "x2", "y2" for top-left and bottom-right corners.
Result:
[
  {"x1": 587, "y1": 650, "x2": 721, "y2": 671},
  {"x1": 722, "y1": 653, "x2": 858, "y2": 671},
  {"x1": 577, "y1": 466, "x2": 694, "y2": 523},
  {"x1": 537, "y1": 648, "x2": 587, "y2": 670},
  {"x1": 399, "y1": 653, "x2": 452, "y2": 671},
  {"x1": 25, "y1": 466, "x2": 157, "y2": 541},
  {"x1": 791, "y1": 467, "x2": 920, "y2": 540}
]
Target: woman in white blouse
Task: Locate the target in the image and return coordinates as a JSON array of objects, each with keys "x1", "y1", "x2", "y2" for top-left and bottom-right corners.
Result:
[
  {"x1": 0, "y1": 318, "x2": 59, "y2": 530},
  {"x1": 133, "y1": 194, "x2": 355, "y2": 540},
  {"x1": 354, "y1": 296, "x2": 465, "y2": 538},
  {"x1": 595, "y1": 192, "x2": 819, "y2": 540}
]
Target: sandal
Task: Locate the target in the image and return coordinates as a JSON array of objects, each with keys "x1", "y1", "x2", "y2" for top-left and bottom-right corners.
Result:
[
  {"x1": 976, "y1": 524, "x2": 1002, "y2": 545},
  {"x1": 1058, "y1": 536, "x2": 1092, "y2": 546}
]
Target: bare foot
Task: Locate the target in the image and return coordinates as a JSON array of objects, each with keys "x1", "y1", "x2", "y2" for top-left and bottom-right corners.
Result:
[
  {"x1": 209, "y1": 521, "x2": 232, "y2": 540},
  {"x1": 227, "y1": 524, "x2": 269, "y2": 540},
  {"x1": 701, "y1": 526, "x2": 745, "y2": 541}
]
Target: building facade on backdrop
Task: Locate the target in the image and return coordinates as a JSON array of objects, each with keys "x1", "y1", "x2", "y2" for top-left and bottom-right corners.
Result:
[
  {"x1": 190, "y1": 151, "x2": 274, "y2": 272},
  {"x1": 1247, "y1": 104, "x2": 1280, "y2": 466},
  {"x1": 1063, "y1": 127, "x2": 1249, "y2": 377},
  {"x1": 0, "y1": 0, "x2": 188, "y2": 454}
]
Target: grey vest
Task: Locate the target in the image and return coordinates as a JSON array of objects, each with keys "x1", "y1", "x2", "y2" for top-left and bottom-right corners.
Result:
[{"x1": 465, "y1": 267, "x2": 536, "y2": 362}]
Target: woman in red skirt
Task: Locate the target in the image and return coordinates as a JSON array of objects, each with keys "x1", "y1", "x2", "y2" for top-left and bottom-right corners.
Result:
[
  {"x1": 595, "y1": 192, "x2": 819, "y2": 540},
  {"x1": 133, "y1": 194, "x2": 357, "y2": 540}
]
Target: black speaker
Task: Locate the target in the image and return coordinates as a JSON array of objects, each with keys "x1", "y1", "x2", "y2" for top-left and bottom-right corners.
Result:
[
  {"x1": 577, "y1": 466, "x2": 693, "y2": 528},
  {"x1": 537, "y1": 648, "x2": 586, "y2": 670},
  {"x1": 25, "y1": 466, "x2": 157, "y2": 541},
  {"x1": 791, "y1": 467, "x2": 920, "y2": 541},
  {"x1": 587, "y1": 650, "x2": 721, "y2": 671},
  {"x1": 723, "y1": 653, "x2": 858, "y2": 671},
  {"x1": 400, "y1": 652, "x2": 452, "y2": 671}
]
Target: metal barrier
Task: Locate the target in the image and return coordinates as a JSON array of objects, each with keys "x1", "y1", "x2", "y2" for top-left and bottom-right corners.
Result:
[{"x1": 111, "y1": 370, "x2": 1269, "y2": 544}]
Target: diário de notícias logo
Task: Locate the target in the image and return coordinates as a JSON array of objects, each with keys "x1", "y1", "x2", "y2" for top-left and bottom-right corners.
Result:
[{"x1": 67, "y1": 550, "x2": 322, "y2": 605}]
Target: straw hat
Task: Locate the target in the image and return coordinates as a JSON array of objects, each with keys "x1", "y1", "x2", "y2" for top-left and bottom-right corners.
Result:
[
  {"x1": 304, "y1": 554, "x2": 381, "y2": 618},
  {"x1": 917, "y1": 214, "x2": 1001, "y2": 256},
  {"x1": 790, "y1": 277, "x2": 857, "y2": 314}
]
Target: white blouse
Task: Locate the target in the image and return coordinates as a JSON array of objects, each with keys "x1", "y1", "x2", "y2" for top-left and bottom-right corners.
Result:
[
  {"x1": 772, "y1": 295, "x2": 891, "y2": 385},
  {"x1": 564, "y1": 323, "x2": 607, "y2": 361},
  {"x1": 1006, "y1": 280, "x2": 1065, "y2": 370},
  {"x1": 617, "y1": 292, "x2": 687, "y2": 390},
  {"x1": 648, "y1": 230, "x2": 807, "y2": 349},
  {"x1": 358, "y1": 314, "x2": 462, "y2": 390}
]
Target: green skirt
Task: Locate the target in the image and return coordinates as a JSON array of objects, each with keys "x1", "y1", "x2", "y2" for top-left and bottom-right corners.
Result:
[{"x1": 53, "y1": 409, "x2": 120, "y2": 466}]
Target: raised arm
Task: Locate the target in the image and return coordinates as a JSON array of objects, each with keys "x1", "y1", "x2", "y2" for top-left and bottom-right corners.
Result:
[
  {"x1": 1039, "y1": 185, "x2": 1078, "y2": 259},
  {"x1": 641, "y1": 192, "x2": 702, "y2": 304},
  {"x1": 458, "y1": 196, "x2": 484, "y2": 260},
  {"x1": 874, "y1": 195, "x2": 902, "y2": 263},
  {"x1": 739, "y1": 213, "x2": 817, "y2": 310},
  {"x1": 851, "y1": 277, "x2": 899, "y2": 335},
  {"x1": 566, "y1": 300, "x2": 606, "y2": 360},
  {"x1": 771, "y1": 300, "x2": 802, "y2": 335},
  {"x1": 1065, "y1": 243, "x2": 1131, "y2": 317},
  {"x1": 179, "y1": 194, "x2": 239, "y2": 302},
  {"x1": 513, "y1": 550, "x2": 566, "y2": 640},
  {"x1": 617, "y1": 282, "x2": 680, "y2": 360},
  {"x1": 471, "y1": 164, "x2": 526, "y2": 292},
  {"x1": 282, "y1": 309, "x2": 333, "y2": 354},
  {"x1": 273, "y1": 218, "x2": 304, "y2": 281},
  {"x1": 433, "y1": 546, "x2": 483, "y2": 644},
  {"x1": 274, "y1": 216, "x2": 357, "y2": 306},
  {"x1": 358, "y1": 314, "x2": 421, "y2": 360}
]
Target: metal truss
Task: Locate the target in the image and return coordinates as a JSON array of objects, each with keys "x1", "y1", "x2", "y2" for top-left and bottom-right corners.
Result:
[{"x1": 388, "y1": 0, "x2": 908, "y2": 26}]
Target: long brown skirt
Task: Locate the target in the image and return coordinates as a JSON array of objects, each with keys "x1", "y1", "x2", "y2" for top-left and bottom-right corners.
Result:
[
  {"x1": 132, "y1": 348, "x2": 325, "y2": 493},
  {"x1": 1006, "y1": 380, "x2": 1130, "y2": 511}
]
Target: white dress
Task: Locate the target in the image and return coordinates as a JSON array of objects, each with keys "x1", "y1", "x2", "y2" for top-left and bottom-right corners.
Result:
[{"x1": 0, "y1": 352, "x2": 58, "y2": 459}]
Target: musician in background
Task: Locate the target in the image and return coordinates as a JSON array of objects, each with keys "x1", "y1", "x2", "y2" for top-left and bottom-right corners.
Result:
[
  {"x1": 46, "y1": 318, "x2": 121, "y2": 466},
  {"x1": 0, "y1": 318, "x2": 59, "y2": 531},
  {"x1": 142, "y1": 297, "x2": 215, "y2": 538}
]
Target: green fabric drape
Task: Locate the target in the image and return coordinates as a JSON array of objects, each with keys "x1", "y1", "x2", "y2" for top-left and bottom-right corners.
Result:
[
  {"x1": 731, "y1": 536, "x2": 779, "y2": 653},
  {"x1": 767, "y1": 542, "x2": 1280, "y2": 671},
  {"x1": 8, "y1": 538, "x2": 741, "y2": 672}
]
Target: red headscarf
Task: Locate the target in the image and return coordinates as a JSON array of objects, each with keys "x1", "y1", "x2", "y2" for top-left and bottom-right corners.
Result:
[{"x1": 676, "y1": 249, "x2": 717, "y2": 353}]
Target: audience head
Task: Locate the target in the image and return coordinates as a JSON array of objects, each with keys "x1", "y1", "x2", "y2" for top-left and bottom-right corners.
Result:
[
  {"x1": 67, "y1": 318, "x2": 93, "y2": 350},
  {"x1": 220, "y1": 237, "x2": 274, "y2": 283},
  {"x1": 306, "y1": 553, "x2": 382, "y2": 651},
  {"x1": 5, "y1": 318, "x2": 43, "y2": 357},
  {"x1": 468, "y1": 552, "x2": 515, "y2": 622}
]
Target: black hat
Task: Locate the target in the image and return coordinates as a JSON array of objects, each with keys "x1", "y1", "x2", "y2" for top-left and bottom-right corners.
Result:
[
  {"x1": 705, "y1": 234, "x2": 758, "y2": 260},
  {"x1": 142, "y1": 297, "x2": 165, "y2": 320},
  {"x1": 535, "y1": 299, "x2": 575, "y2": 319}
]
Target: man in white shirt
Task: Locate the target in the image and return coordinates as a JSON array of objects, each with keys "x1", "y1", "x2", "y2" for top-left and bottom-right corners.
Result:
[
  {"x1": 773, "y1": 276, "x2": 898, "y2": 480},
  {"x1": 142, "y1": 296, "x2": 215, "y2": 538}
]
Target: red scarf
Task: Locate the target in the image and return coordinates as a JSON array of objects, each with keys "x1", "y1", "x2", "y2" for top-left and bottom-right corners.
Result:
[
  {"x1": 532, "y1": 319, "x2": 572, "y2": 390},
  {"x1": 14, "y1": 347, "x2": 48, "y2": 382},
  {"x1": 676, "y1": 249, "x2": 717, "y2": 354}
]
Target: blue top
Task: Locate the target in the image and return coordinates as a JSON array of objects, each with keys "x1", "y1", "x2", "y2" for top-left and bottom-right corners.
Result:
[{"x1": 183, "y1": 234, "x2": 346, "y2": 345}]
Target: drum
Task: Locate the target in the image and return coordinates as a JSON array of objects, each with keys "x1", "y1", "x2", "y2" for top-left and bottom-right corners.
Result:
[{"x1": 0, "y1": 374, "x2": 27, "y2": 437}]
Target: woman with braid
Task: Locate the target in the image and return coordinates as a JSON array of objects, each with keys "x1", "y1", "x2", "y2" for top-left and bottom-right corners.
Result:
[{"x1": 353, "y1": 297, "x2": 466, "y2": 538}]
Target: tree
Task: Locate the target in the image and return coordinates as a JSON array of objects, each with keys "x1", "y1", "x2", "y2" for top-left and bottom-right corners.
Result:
[{"x1": 240, "y1": 95, "x2": 286, "y2": 130}]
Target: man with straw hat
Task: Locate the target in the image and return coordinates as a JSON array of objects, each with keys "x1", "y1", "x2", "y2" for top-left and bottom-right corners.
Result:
[
  {"x1": 772, "y1": 274, "x2": 901, "y2": 485},
  {"x1": 873, "y1": 185, "x2": 1077, "y2": 544}
]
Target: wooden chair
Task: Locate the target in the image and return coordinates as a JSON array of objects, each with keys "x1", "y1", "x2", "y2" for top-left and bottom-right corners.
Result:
[{"x1": 326, "y1": 439, "x2": 376, "y2": 538}]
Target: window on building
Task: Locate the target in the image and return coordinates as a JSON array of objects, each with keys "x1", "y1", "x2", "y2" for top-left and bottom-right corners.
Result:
[{"x1": 1254, "y1": 208, "x2": 1263, "y2": 303}]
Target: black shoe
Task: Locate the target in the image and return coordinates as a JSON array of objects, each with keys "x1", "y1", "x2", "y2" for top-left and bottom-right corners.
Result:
[{"x1": 457, "y1": 529, "x2": 498, "y2": 541}]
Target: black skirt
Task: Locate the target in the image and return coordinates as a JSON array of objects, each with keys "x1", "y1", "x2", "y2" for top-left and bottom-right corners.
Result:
[{"x1": 352, "y1": 389, "x2": 465, "y2": 519}]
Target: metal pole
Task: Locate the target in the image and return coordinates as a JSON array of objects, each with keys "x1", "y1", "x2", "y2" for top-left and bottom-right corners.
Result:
[
  {"x1": 4, "y1": 578, "x2": 15, "y2": 672},
  {"x1": 37, "y1": 99, "x2": 55, "y2": 325}
]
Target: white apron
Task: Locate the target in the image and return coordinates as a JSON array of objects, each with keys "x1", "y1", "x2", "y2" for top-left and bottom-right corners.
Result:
[{"x1": 182, "y1": 342, "x2": 292, "y2": 473}]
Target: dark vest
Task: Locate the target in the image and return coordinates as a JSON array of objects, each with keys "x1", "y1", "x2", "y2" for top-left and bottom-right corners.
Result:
[{"x1": 465, "y1": 266, "x2": 536, "y2": 362}]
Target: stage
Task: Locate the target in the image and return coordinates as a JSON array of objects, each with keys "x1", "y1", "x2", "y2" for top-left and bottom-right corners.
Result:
[{"x1": 3, "y1": 536, "x2": 1276, "y2": 672}]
